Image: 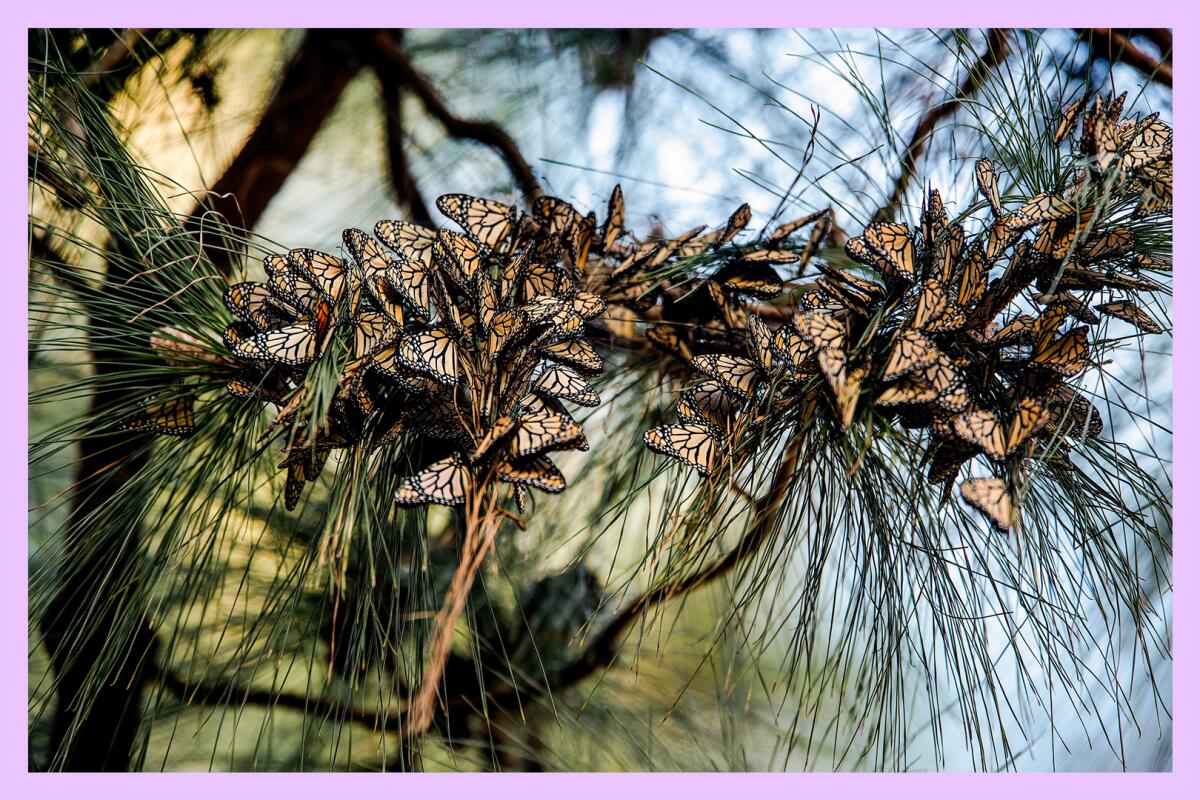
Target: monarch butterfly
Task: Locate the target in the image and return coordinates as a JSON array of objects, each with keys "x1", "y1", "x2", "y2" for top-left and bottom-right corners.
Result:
[
  {"x1": 912, "y1": 279, "x2": 965, "y2": 332},
  {"x1": 1007, "y1": 396, "x2": 1051, "y2": 454},
  {"x1": 958, "y1": 248, "x2": 989, "y2": 307},
  {"x1": 1095, "y1": 300, "x2": 1164, "y2": 334},
  {"x1": 1047, "y1": 384, "x2": 1104, "y2": 440},
  {"x1": 485, "y1": 309, "x2": 529, "y2": 361},
  {"x1": 766, "y1": 208, "x2": 829, "y2": 245},
  {"x1": 960, "y1": 477, "x2": 1014, "y2": 533},
  {"x1": 745, "y1": 314, "x2": 775, "y2": 372},
  {"x1": 495, "y1": 454, "x2": 567, "y2": 493},
  {"x1": 396, "y1": 328, "x2": 459, "y2": 385},
  {"x1": 571, "y1": 291, "x2": 607, "y2": 320},
  {"x1": 993, "y1": 314, "x2": 1036, "y2": 345},
  {"x1": 710, "y1": 203, "x2": 752, "y2": 250},
  {"x1": 952, "y1": 407, "x2": 1007, "y2": 460},
  {"x1": 1031, "y1": 305, "x2": 1069, "y2": 354},
  {"x1": 508, "y1": 411, "x2": 583, "y2": 458},
  {"x1": 1030, "y1": 209, "x2": 1093, "y2": 260},
  {"x1": 923, "y1": 354, "x2": 971, "y2": 412},
  {"x1": 882, "y1": 329, "x2": 940, "y2": 381},
  {"x1": 772, "y1": 323, "x2": 813, "y2": 373},
  {"x1": 512, "y1": 483, "x2": 530, "y2": 515},
  {"x1": 934, "y1": 225, "x2": 966, "y2": 283},
  {"x1": 437, "y1": 193, "x2": 515, "y2": 250},
  {"x1": 385, "y1": 257, "x2": 432, "y2": 316},
  {"x1": 533, "y1": 195, "x2": 584, "y2": 237},
  {"x1": 738, "y1": 248, "x2": 800, "y2": 264},
  {"x1": 1030, "y1": 326, "x2": 1089, "y2": 375},
  {"x1": 1134, "y1": 252, "x2": 1171, "y2": 273},
  {"x1": 234, "y1": 315, "x2": 328, "y2": 366},
  {"x1": 925, "y1": 436, "x2": 979, "y2": 485},
  {"x1": 288, "y1": 248, "x2": 350, "y2": 302},
  {"x1": 375, "y1": 219, "x2": 437, "y2": 267},
  {"x1": 644, "y1": 422, "x2": 722, "y2": 475},
  {"x1": 645, "y1": 324, "x2": 693, "y2": 362},
  {"x1": 120, "y1": 394, "x2": 195, "y2": 437},
  {"x1": 428, "y1": 274, "x2": 472, "y2": 341},
  {"x1": 434, "y1": 229, "x2": 484, "y2": 294},
  {"x1": 352, "y1": 310, "x2": 399, "y2": 358},
  {"x1": 1133, "y1": 162, "x2": 1171, "y2": 218},
  {"x1": 469, "y1": 415, "x2": 518, "y2": 462},
  {"x1": 600, "y1": 184, "x2": 625, "y2": 254},
  {"x1": 283, "y1": 446, "x2": 330, "y2": 511},
  {"x1": 975, "y1": 158, "x2": 1003, "y2": 217},
  {"x1": 691, "y1": 354, "x2": 761, "y2": 399},
  {"x1": 226, "y1": 367, "x2": 290, "y2": 404},
  {"x1": 522, "y1": 262, "x2": 571, "y2": 299},
  {"x1": 677, "y1": 380, "x2": 737, "y2": 431},
  {"x1": 921, "y1": 187, "x2": 948, "y2": 245},
  {"x1": 532, "y1": 363, "x2": 600, "y2": 407},
  {"x1": 1081, "y1": 227, "x2": 1135, "y2": 261},
  {"x1": 716, "y1": 262, "x2": 784, "y2": 301},
  {"x1": 224, "y1": 281, "x2": 294, "y2": 330},
  {"x1": 1032, "y1": 291, "x2": 1100, "y2": 325},
  {"x1": 816, "y1": 264, "x2": 885, "y2": 304},
  {"x1": 815, "y1": 277, "x2": 868, "y2": 316},
  {"x1": 706, "y1": 281, "x2": 746, "y2": 330},
  {"x1": 1121, "y1": 116, "x2": 1172, "y2": 171},
  {"x1": 793, "y1": 309, "x2": 846, "y2": 353},
  {"x1": 1010, "y1": 193, "x2": 1075, "y2": 231},
  {"x1": 876, "y1": 372, "x2": 940, "y2": 407},
  {"x1": 540, "y1": 339, "x2": 603, "y2": 374},
  {"x1": 863, "y1": 222, "x2": 917, "y2": 281},
  {"x1": 1085, "y1": 111, "x2": 1121, "y2": 170},
  {"x1": 1054, "y1": 95, "x2": 1087, "y2": 146},
  {"x1": 1052, "y1": 266, "x2": 1158, "y2": 293},
  {"x1": 395, "y1": 454, "x2": 471, "y2": 506},
  {"x1": 830, "y1": 364, "x2": 866, "y2": 428}
]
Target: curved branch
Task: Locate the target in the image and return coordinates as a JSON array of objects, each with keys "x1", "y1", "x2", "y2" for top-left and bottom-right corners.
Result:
[
  {"x1": 364, "y1": 31, "x2": 541, "y2": 204},
  {"x1": 1079, "y1": 28, "x2": 1173, "y2": 88}
]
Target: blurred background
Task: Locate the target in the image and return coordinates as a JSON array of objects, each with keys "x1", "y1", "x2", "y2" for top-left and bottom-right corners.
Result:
[{"x1": 29, "y1": 28, "x2": 1172, "y2": 771}]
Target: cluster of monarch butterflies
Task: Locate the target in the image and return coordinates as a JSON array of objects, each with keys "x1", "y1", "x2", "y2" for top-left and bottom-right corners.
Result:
[
  {"x1": 211, "y1": 193, "x2": 615, "y2": 512},
  {"x1": 131, "y1": 90, "x2": 1168, "y2": 535},
  {"x1": 643, "y1": 93, "x2": 1171, "y2": 536}
]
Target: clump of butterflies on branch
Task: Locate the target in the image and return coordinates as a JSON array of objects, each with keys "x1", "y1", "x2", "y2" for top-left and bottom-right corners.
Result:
[
  {"x1": 133, "y1": 91, "x2": 1170, "y2": 538},
  {"x1": 643, "y1": 92, "x2": 1171, "y2": 533}
]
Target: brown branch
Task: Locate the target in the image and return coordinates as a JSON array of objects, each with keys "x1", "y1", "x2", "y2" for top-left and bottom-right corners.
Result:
[
  {"x1": 874, "y1": 29, "x2": 1012, "y2": 224},
  {"x1": 377, "y1": 64, "x2": 435, "y2": 227},
  {"x1": 364, "y1": 31, "x2": 541, "y2": 205},
  {"x1": 1079, "y1": 28, "x2": 1173, "y2": 88},
  {"x1": 546, "y1": 436, "x2": 805, "y2": 689},
  {"x1": 156, "y1": 665, "x2": 404, "y2": 733},
  {"x1": 1140, "y1": 29, "x2": 1173, "y2": 62}
]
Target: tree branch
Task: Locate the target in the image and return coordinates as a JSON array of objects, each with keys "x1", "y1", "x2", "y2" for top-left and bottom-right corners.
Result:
[
  {"x1": 1079, "y1": 28, "x2": 1173, "y2": 88},
  {"x1": 194, "y1": 30, "x2": 364, "y2": 273},
  {"x1": 156, "y1": 665, "x2": 404, "y2": 733},
  {"x1": 874, "y1": 29, "x2": 1011, "y2": 224},
  {"x1": 377, "y1": 64, "x2": 435, "y2": 227},
  {"x1": 364, "y1": 31, "x2": 541, "y2": 205}
]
